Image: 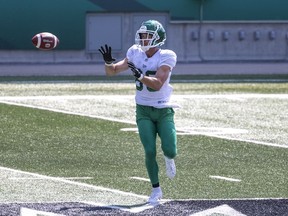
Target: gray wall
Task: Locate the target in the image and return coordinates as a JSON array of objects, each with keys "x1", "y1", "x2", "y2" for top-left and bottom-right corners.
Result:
[
  {"x1": 169, "y1": 22, "x2": 288, "y2": 62},
  {"x1": 86, "y1": 14, "x2": 288, "y2": 62},
  {"x1": 0, "y1": 15, "x2": 287, "y2": 63}
]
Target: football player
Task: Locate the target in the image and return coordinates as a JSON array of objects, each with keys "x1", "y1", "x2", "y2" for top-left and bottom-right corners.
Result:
[{"x1": 99, "y1": 20, "x2": 178, "y2": 203}]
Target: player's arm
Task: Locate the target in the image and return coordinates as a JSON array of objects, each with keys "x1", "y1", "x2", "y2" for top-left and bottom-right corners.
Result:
[
  {"x1": 105, "y1": 58, "x2": 129, "y2": 76},
  {"x1": 128, "y1": 62, "x2": 170, "y2": 91},
  {"x1": 98, "y1": 44, "x2": 129, "y2": 76},
  {"x1": 141, "y1": 65, "x2": 170, "y2": 91}
]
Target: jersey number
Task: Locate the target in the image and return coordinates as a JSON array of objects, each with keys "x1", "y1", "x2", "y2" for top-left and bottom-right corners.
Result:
[{"x1": 136, "y1": 70, "x2": 156, "y2": 92}]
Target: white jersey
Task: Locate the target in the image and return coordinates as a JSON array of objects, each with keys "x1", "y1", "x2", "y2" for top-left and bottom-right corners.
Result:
[{"x1": 127, "y1": 45, "x2": 177, "y2": 108}]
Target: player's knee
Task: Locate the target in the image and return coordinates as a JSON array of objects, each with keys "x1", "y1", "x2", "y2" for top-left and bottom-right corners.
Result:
[
  {"x1": 145, "y1": 148, "x2": 156, "y2": 160},
  {"x1": 163, "y1": 148, "x2": 177, "y2": 159}
]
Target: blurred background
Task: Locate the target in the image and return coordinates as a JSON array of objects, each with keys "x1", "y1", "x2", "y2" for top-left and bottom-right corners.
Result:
[{"x1": 0, "y1": 0, "x2": 288, "y2": 76}]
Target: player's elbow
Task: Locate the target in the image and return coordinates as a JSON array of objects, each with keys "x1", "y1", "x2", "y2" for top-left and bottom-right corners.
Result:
[{"x1": 151, "y1": 81, "x2": 163, "y2": 91}]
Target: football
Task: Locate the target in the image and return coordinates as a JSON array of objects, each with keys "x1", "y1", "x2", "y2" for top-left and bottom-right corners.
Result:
[{"x1": 32, "y1": 32, "x2": 59, "y2": 50}]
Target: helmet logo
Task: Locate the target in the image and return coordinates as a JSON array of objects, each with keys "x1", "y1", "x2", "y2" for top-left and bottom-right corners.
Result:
[{"x1": 139, "y1": 25, "x2": 147, "y2": 32}]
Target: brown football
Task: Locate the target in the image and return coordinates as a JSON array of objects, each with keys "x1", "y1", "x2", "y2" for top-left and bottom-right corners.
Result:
[{"x1": 32, "y1": 32, "x2": 59, "y2": 50}]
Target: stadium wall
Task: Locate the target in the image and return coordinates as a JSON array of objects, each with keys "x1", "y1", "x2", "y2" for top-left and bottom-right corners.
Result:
[{"x1": 0, "y1": 0, "x2": 288, "y2": 63}]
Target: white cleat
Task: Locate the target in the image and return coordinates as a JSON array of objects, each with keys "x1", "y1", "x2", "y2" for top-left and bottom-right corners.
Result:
[
  {"x1": 164, "y1": 156, "x2": 176, "y2": 179},
  {"x1": 148, "y1": 187, "x2": 163, "y2": 203}
]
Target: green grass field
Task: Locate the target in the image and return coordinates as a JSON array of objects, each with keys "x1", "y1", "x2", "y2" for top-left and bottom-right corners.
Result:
[{"x1": 0, "y1": 81, "x2": 287, "y2": 212}]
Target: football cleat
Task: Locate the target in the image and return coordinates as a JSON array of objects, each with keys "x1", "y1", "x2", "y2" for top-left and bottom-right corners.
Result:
[
  {"x1": 164, "y1": 156, "x2": 176, "y2": 179},
  {"x1": 148, "y1": 187, "x2": 163, "y2": 203}
]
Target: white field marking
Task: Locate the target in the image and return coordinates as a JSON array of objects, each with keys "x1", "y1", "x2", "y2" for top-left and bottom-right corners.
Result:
[
  {"x1": 121, "y1": 127, "x2": 248, "y2": 136},
  {"x1": 0, "y1": 95, "x2": 134, "y2": 101},
  {"x1": 205, "y1": 134, "x2": 288, "y2": 149},
  {"x1": 172, "y1": 94, "x2": 288, "y2": 99},
  {"x1": 0, "y1": 99, "x2": 286, "y2": 149},
  {"x1": 174, "y1": 79, "x2": 288, "y2": 83},
  {"x1": 0, "y1": 100, "x2": 135, "y2": 125},
  {"x1": 190, "y1": 204, "x2": 246, "y2": 216},
  {"x1": 120, "y1": 128, "x2": 138, "y2": 132},
  {"x1": 120, "y1": 127, "x2": 288, "y2": 149},
  {"x1": 20, "y1": 207, "x2": 65, "y2": 216},
  {"x1": 129, "y1": 176, "x2": 150, "y2": 182},
  {"x1": 1, "y1": 94, "x2": 288, "y2": 100},
  {"x1": 209, "y1": 175, "x2": 241, "y2": 182},
  {"x1": 0, "y1": 166, "x2": 148, "y2": 200},
  {"x1": 83, "y1": 200, "x2": 166, "y2": 213},
  {"x1": 173, "y1": 197, "x2": 288, "y2": 201},
  {"x1": 1, "y1": 94, "x2": 287, "y2": 148},
  {"x1": 9, "y1": 177, "x2": 93, "y2": 180},
  {"x1": 176, "y1": 127, "x2": 248, "y2": 135}
]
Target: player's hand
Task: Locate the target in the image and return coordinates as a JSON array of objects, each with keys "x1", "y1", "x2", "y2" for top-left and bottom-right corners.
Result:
[
  {"x1": 128, "y1": 62, "x2": 143, "y2": 80},
  {"x1": 98, "y1": 44, "x2": 116, "y2": 65}
]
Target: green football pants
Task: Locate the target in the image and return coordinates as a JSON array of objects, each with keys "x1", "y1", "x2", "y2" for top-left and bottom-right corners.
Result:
[{"x1": 136, "y1": 104, "x2": 177, "y2": 185}]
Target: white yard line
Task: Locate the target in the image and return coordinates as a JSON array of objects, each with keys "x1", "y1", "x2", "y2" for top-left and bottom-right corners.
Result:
[
  {"x1": 209, "y1": 175, "x2": 241, "y2": 182},
  {"x1": 0, "y1": 166, "x2": 148, "y2": 200},
  {"x1": 0, "y1": 94, "x2": 287, "y2": 148},
  {"x1": 207, "y1": 134, "x2": 288, "y2": 149},
  {"x1": 129, "y1": 176, "x2": 150, "y2": 182},
  {"x1": 0, "y1": 100, "x2": 135, "y2": 125},
  {"x1": 1, "y1": 166, "x2": 158, "y2": 213},
  {"x1": 9, "y1": 177, "x2": 93, "y2": 180},
  {"x1": 172, "y1": 94, "x2": 288, "y2": 99},
  {"x1": 1, "y1": 94, "x2": 288, "y2": 100}
]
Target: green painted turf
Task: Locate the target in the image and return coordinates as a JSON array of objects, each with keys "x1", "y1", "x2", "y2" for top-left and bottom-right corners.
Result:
[{"x1": 0, "y1": 101, "x2": 287, "y2": 200}]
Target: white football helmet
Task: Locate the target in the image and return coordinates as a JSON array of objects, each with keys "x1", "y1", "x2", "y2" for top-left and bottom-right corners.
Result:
[{"x1": 135, "y1": 20, "x2": 166, "y2": 52}]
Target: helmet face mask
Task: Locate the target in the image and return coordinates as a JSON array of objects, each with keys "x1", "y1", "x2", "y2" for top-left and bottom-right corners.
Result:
[{"x1": 135, "y1": 20, "x2": 166, "y2": 52}]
